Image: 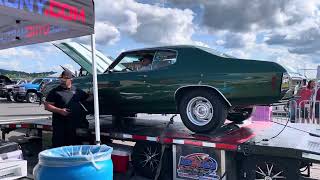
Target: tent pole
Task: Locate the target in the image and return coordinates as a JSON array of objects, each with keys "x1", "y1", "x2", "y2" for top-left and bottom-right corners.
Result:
[{"x1": 91, "y1": 33, "x2": 101, "y2": 145}]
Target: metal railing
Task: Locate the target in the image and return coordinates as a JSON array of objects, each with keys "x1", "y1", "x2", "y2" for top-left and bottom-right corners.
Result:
[{"x1": 272, "y1": 99, "x2": 320, "y2": 124}]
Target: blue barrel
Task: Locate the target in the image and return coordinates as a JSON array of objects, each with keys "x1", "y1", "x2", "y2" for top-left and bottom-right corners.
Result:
[{"x1": 33, "y1": 145, "x2": 113, "y2": 180}]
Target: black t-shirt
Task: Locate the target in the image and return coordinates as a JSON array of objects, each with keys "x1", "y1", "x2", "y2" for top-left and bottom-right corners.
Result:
[{"x1": 46, "y1": 85, "x2": 88, "y2": 127}]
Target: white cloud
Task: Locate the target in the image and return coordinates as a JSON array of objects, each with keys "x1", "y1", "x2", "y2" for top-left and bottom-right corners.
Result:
[
  {"x1": 215, "y1": 40, "x2": 225, "y2": 46},
  {"x1": 1, "y1": 47, "x2": 36, "y2": 59},
  {"x1": 0, "y1": 60, "x2": 21, "y2": 71},
  {"x1": 95, "y1": 0, "x2": 197, "y2": 45},
  {"x1": 75, "y1": 22, "x2": 121, "y2": 45},
  {"x1": 216, "y1": 32, "x2": 256, "y2": 49}
]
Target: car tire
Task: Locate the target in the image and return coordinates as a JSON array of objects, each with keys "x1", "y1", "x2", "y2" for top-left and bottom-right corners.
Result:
[
  {"x1": 132, "y1": 142, "x2": 162, "y2": 179},
  {"x1": 26, "y1": 92, "x2": 38, "y2": 103},
  {"x1": 227, "y1": 108, "x2": 253, "y2": 123},
  {"x1": 179, "y1": 90, "x2": 228, "y2": 133},
  {"x1": 6, "y1": 92, "x2": 14, "y2": 102},
  {"x1": 14, "y1": 95, "x2": 24, "y2": 102}
]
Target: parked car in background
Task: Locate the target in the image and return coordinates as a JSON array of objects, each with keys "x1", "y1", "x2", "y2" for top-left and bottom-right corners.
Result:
[
  {"x1": 2, "y1": 79, "x2": 28, "y2": 101},
  {"x1": 43, "y1": 43, "x2": 290, "y2": 133},
  {"x1": 13, "y1": 77, "x2": 57, "y2": 103},
  {"x1": 0, "y1": 75, "x2": 14, "y2": 99}
]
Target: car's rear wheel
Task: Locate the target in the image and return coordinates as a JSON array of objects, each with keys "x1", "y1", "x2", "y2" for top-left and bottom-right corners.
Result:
[
  {"x1": 227, "y1": 108, "x2": 253, "y2": 123},
  {"x1": 26, "y1": 92, "x2": 38, "y2": 103},
  {"x1": 179, "y1": 90, "x2": 227, "y2": 133},
  {"x1": 6, "y1": 92, "x2": 14, "y2": 102}
]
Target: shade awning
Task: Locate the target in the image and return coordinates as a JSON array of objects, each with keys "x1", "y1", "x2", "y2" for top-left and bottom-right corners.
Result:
[{"x1": 0, "y1": 0, "x2": 95, "y2": 50}]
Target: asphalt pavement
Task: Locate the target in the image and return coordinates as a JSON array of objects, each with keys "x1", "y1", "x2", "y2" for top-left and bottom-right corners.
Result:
[{"x1": 0, "y1": 98, "x2": 50, "y2": 124}]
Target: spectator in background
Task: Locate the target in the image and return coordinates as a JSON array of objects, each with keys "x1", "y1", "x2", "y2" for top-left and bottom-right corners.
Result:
[
  {"x1": 297, "y1": 80, "x2": 315, "y2": 122},
  {"x1": 315, "y1": 82, "x2": 320, "y2": 123}
]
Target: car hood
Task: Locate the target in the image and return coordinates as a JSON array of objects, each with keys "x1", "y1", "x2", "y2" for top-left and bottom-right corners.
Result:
[
  {"x1": 54, "y1": 42, "x2": 124, "y2": 74},
  {"x1": 4, "y1": 84, "x2": 14, "y2": 88},
  {"x1": 0, "y1": 75, "x2": 13, "y2": 84},
  {"x1": 20, "y1": 83, "x2": 39, "y2": 88}
]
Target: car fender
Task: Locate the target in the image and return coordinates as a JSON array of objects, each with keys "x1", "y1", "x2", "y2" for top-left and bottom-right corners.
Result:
[
  {"x1": 174, "y1": 85, "x2": 232, "y2": 107},
  {"x1": 26, "y1": 88, "x2": 38, "y2": 93}
]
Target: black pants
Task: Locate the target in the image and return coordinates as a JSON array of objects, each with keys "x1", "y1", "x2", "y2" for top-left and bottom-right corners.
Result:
[{"x1": 52, "y1": 118, "x2": 77, "y2": 148}]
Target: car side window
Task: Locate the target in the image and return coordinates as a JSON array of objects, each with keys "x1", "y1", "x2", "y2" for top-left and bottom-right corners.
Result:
[{"x1": 152, "y1": 50, "x2": 177, "y2": 70}]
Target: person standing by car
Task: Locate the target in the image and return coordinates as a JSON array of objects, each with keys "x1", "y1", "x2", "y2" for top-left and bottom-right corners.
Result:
[
  {"x1": 44, "y1": 70, "x2": 89, "y2": 147},
  {"x1": 297, "y1": 80, "x2": 315, "y2": 122}
]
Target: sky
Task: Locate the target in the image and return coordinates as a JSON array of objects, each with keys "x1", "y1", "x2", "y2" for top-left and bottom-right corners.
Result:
[{"x1": 0, "y1": 0, "x2": 320, "y2": 78}]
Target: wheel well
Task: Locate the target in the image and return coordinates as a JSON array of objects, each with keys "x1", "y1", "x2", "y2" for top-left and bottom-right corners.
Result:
[
  {"x1": 175, "y1": 86, "x2": 232, "y2": 107},
  {"x1": 27, "y1": 89, "x2": 37, "y2": 94}
]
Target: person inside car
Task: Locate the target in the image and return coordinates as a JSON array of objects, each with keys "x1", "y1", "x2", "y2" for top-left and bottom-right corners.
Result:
[{"x1": 138, "y1": 54, "x2": 153, "y2": 71}]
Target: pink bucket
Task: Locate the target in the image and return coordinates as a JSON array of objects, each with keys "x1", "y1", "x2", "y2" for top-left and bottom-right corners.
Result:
[{"x1": 251, "y1": 106, "x2": 272, "y2": 122}]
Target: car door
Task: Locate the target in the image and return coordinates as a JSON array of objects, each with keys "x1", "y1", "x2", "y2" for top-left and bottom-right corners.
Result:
[
  {"x1": 141, "y1": 50, "x2": 179, "y2": 113},
  {"x1": 97, "y1": 70, "x2": 150, "y2": 114}
]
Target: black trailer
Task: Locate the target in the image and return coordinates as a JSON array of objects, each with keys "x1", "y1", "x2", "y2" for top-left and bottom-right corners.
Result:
[{"x1": 1, "y1": 115, "x2": 320, "y2": 180}]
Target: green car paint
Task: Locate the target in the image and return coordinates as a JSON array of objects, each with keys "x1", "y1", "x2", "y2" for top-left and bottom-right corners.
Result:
[{"x1": 44, "y1": 44, "x2": 288, "y2": 115}]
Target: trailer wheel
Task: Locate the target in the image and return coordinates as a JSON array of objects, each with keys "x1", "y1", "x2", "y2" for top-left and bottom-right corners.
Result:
[
  {"x1": 227, "y1": 108, "x2": 253, "y2": 123},
  {"x1": 179, "y1": 90, "x2": 227, "y2": 133},
  {"x1": 239, "y1": 155, "x2": 300, "y2": 180},
  {"x1": 132, "y1": 142, "x2": 162, "y2": 179}
]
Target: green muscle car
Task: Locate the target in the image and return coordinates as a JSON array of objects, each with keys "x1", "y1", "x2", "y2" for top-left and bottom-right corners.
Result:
[{"x1": 43, "y1": 42, "x2": 290, "y2": 133}]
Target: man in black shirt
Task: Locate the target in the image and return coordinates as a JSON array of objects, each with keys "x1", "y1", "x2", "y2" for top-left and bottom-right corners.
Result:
[{"x1": 44, "y1": 70, "x2": 89, "y2": 147}]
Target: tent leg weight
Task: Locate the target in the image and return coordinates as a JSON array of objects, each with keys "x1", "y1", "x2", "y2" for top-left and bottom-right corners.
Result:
[{"x1": 238, "y1": 155, "x2": 300, "y2": 180}]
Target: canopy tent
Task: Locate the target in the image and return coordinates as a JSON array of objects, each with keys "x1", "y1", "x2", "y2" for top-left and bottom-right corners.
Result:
[{"x1": 0, "y1": 0, "x2": 102, "y2": 144}]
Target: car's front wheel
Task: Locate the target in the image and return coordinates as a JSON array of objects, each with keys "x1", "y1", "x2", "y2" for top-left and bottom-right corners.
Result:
[
  {"x1": 179, "y1": 90, "x2": 227, "y2": 133},
  {"x1": 26, "y1": 92, "x2": 38, "y2": 103}
]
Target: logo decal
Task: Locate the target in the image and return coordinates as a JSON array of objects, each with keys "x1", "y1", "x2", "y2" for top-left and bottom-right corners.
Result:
[{"x1": 178, "y1": 153, "x2": 220, "y2": 180}]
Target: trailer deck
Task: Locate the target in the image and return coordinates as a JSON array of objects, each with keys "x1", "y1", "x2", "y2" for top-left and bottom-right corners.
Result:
[{"x1": 2, "y1": 115, "x2": 320, "y2": 163}]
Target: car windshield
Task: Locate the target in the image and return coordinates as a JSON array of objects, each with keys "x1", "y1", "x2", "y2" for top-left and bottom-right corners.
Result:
[
  {"x1": 31, "y1": 79, "x2": 43, "y2": 84},
  {"x1": 198, "y1": 47, "x2": 234, "y2": 58},
  {"x1": 115, "y1": 55, "x2": 141, "y2": 72}
]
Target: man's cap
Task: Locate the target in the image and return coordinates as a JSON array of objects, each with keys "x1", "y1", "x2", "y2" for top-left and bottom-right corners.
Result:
[
  {"x1": 60, "y1": 70, "x2": 73, "y2": 79},
  {"x1": 139, "y1": 54, "x2": 154, "y2": 61}
]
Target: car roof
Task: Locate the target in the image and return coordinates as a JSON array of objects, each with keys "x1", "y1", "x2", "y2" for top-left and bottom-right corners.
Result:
[
  {"x1": 123, "y1": 45, "x2": 197, "y2": 53},
  {"x1": 121, "y1": 45, "x2": 233, "y2": 58}
]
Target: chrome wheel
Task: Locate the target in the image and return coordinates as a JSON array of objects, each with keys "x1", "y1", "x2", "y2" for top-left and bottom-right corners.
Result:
[
  {"x1": 255, "y1": 162, "x2": 286, "y2": 180},
  {"x1": 186, "y1": 97, "x2": 214, "y2": 126},
  {"x1": 27, "y1": 92, "x2": 37, "y2": 103},
  {"x1": 140, "y1": 147, "x2": 160, "y2": 171}
]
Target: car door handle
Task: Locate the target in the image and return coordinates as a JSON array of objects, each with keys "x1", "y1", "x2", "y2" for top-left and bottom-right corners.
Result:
[{"x1": 138, "y1": 75, "x2": 148, "y2": 78}]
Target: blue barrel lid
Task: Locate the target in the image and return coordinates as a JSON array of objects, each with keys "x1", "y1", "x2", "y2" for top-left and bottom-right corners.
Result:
[{"x1": 38, "y1": 145, "x2": 113, "y2": 167}]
